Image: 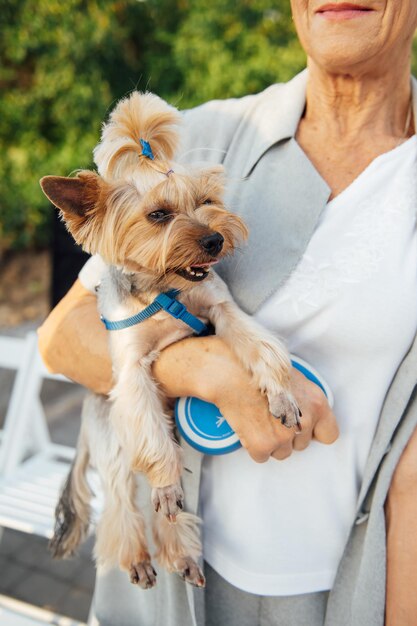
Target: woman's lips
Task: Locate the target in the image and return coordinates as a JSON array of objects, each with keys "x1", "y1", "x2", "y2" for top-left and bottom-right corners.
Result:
[{"x1": 316, "y1": 3, "x2": 373, "y2": 20}]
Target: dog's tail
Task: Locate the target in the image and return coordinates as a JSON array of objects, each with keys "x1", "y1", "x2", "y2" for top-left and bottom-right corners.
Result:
[
  {"x1": 94, "y1": 91, "x2": 181, "y2": 181},
  {"x1": 49, "y1": 423, "x2": 92, "y2": 559}
]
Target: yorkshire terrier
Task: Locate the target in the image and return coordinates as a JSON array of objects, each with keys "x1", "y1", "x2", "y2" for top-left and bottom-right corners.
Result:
[{"x1": 39, "y1": 91, "x2": 300, "y2": 589}]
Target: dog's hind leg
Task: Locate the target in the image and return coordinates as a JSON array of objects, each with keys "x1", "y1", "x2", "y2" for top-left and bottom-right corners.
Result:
[
  {"x1": 94, "y1": 454, "x2": 157, "y2": 590},
  {"x1": 49, "y1": 423, "x2": 92, "y2": 559},
  {"x1": 153, "y1": 511, "x2": 205, "y2": 588},
  {"x1": 58, "y1": 394, "x2": 157, "y2": 589}
]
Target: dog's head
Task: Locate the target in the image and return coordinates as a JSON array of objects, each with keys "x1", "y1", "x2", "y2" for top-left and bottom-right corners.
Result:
[
  {"x1": 40, "y1": 166, "x2": 247, "y2": 290},
  {"x1": 39, "y1": 91, "x2": 248, "y2": 291}
]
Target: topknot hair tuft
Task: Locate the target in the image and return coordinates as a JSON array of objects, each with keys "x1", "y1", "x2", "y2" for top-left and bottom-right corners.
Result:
[{"x1": 94, "y1": 91, "x2": 181, "y2": 181}]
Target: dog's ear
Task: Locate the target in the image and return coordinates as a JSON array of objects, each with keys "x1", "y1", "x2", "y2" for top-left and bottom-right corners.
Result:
[
  {"x1": 40, "y1": 172, "x2": 105, "y2": 251},
  {"x1": 40, "y1": 172, "x2": 100, "y2": 217}
]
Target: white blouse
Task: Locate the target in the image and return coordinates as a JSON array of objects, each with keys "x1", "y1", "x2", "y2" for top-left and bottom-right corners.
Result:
[{"x1": 200, "y1": 136, "x2": 417, "y2": 595}]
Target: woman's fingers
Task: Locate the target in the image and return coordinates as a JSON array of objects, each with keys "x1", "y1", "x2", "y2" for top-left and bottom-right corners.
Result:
[
  {"x1": 292, "y1": 413, "x2": 313, "y2": 451},
  {"x1": 290, "y1": 399, "x2": 338, "y2": 451},
  {"x1": 238, "y1": 419, "x2": 290, "y2": 463},
  {"x1": 313, "y1": 408, "x2": 339, "y2": 444},
  {"x1": 235, "y1": 407, "x2": 296, "y2": 463},
  {"x1": 289, "y1": 367, "x2": 339, "y2": 449},
  {"x1": 271, "y1": 441, "x2": 294, "y2": 460},
  {"x1": 300, "y1": 381, "x2": 339, "y2": 444}
]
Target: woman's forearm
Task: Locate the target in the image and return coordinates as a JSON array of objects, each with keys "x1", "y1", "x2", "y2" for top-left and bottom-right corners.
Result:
[
  {"x1": 37, "y1": 279, "x2": 113, "y2": 394},
  {"x1": 152, "y1": 334, "x2": 242, "y2": 401}
]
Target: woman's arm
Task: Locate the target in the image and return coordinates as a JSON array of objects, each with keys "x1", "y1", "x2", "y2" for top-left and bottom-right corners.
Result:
[
  {"x1": 38, "y1": 279, "x2": 338, "y2": 461},
  {"x1": 385, "y1": 425, "x2": 417, "y2": 626},
  {"x1": 38, "y1": 279, "x2": 113, "y2": 395}
]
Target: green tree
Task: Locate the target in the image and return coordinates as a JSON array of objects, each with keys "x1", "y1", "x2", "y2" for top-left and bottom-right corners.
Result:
[
  {"x1": 0, "y1": 0, "x2": 183, "y2": 253},
  {"x1": 173, "y1": 0, "x2": 305, "y2": 107}
]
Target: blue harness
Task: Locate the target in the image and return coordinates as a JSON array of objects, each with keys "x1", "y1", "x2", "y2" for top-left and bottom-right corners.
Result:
[{"x1": 100, "y1": 289, "x2": 208, "y2": 335}]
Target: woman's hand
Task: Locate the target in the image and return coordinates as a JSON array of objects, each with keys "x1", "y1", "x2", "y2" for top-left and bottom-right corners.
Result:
[{"x1": 153, "y1": 335, "x2": 339, "y2": 462}]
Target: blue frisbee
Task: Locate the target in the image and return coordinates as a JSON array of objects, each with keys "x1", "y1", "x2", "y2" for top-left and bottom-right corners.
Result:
[{"x1": 175, "y1": 355, "x2": 333, "y2": 455}]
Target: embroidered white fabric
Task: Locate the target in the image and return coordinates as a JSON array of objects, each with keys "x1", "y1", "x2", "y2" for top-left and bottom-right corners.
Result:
[{"x1": 283, "y1": 177, "x2": 417, "y2": 316}]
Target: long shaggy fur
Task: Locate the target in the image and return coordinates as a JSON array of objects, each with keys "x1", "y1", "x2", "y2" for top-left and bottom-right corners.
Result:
[
  {"x1": 41, "y1": 90, "x2": 299, "y2": 590},
  {"x1": 94, "y1": 91, "x2": 181, "y2": 182},
  {"x1": 49, "y1": 426, "x2": 91, "y2": 558}
]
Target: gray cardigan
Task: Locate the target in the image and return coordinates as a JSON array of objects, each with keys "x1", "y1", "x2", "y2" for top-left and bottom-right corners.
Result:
[{"x1": 93, "y1": 71, "x2": 417, "y2": 626}]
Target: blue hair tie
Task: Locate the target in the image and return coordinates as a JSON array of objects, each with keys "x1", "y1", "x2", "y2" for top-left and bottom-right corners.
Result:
[{"x1": 140, "y1": 138, "x2": 154, "y2": 160}]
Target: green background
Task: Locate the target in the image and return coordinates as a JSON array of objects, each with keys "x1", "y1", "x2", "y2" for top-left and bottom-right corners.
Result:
[{"x1": 0, "y1": 0, "x2": 416, "y2": 253}]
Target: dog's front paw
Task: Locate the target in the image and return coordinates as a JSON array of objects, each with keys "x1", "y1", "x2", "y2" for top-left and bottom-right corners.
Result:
[
  {"x1": 152, "y1": 484, "x2": 184, "y2": 522},
  {"x1": 130, "y1": 560, "x2": 157, "y2": 589},
  {"x1": 174, "y1": 556, "x2": 205, "y2": 588},
  {"x1": 269, "y1": 391, "x2": 302, "y2": 429}
]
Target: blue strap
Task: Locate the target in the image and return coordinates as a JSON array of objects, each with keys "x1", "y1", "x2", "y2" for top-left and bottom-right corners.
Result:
[{"x1": 101, "y1": 290, "x2": 208, "y2": 335}]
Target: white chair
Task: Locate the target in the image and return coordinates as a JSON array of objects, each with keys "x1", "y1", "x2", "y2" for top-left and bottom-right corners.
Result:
[
  {"x1": 0, "y1": 332, "x2": 96, "y2": 625},
  {"x1": 0, "y1": 332, "x2": 76, "y2": 538},
  {"x1": 0, "y1": 333, "x2": 38, "y2": 452}
]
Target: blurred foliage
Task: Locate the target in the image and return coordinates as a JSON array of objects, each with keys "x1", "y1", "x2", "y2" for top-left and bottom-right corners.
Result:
[
  {"x1": 174, "y1": 0, "x2": 304, "y2": 104},
  {"x1": 0, "y1": 0, "x2": 304, "y2": 253},
  {"x1": 2, "y1": 0, "x2": 416, "y2": 253},
  {"x1": 0, "y1": 0, "x2": 182, "y2": 252}
]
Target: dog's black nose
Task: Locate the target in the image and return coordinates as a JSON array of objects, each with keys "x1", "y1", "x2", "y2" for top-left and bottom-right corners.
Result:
[{"x1": 199, "y1": 233, "x2": 224, "y2": 257}]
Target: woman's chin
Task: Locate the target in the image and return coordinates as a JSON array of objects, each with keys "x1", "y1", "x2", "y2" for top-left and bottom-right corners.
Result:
[
  {"x1": 306, "y1": 37, "x2": 381, "y2": 76},
  {"x1": 299, "y1": 11, "x2": 385, "y2": 75}
]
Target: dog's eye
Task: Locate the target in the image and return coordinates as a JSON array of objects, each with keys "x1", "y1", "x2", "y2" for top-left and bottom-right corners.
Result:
[
  {"x1": 148, "y1": 209, "x2": 173, "y2": 222},
  {"x1": 196, "y1": 199, "x2": 213, "y2": 209}
]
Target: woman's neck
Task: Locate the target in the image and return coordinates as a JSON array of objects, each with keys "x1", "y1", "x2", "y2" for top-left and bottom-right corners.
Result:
[
  {"x1": 304, "y1": 59, "x2": 413, "y2": 145},
  {"x1": 296, "y1": 58, "x2": 414, "y2": 199}
]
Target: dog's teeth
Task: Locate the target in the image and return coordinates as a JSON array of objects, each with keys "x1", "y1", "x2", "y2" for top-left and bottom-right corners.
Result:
[
  {"x1": 196, "y1": 272, "x2": 203, "y2": 277},
  {"x1": 190, "y1": 271, "x2": 195, "y2": 276},
  {"x1": 186, "y1": 266, "x2": 191, "y2": 272}
]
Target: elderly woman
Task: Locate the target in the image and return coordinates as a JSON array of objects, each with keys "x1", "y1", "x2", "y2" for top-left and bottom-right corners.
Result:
[{"x1": 39, "y1": 1, "x2": 417, "y2": 625}]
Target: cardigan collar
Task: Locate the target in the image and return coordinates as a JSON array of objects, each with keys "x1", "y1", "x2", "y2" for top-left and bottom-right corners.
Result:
[
  {"x1": 227, "y1": 69, "x2": 309, "y2": 179},
  {"x1": 235, "y1": 69, "x2": 417, "y2": 180}
]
